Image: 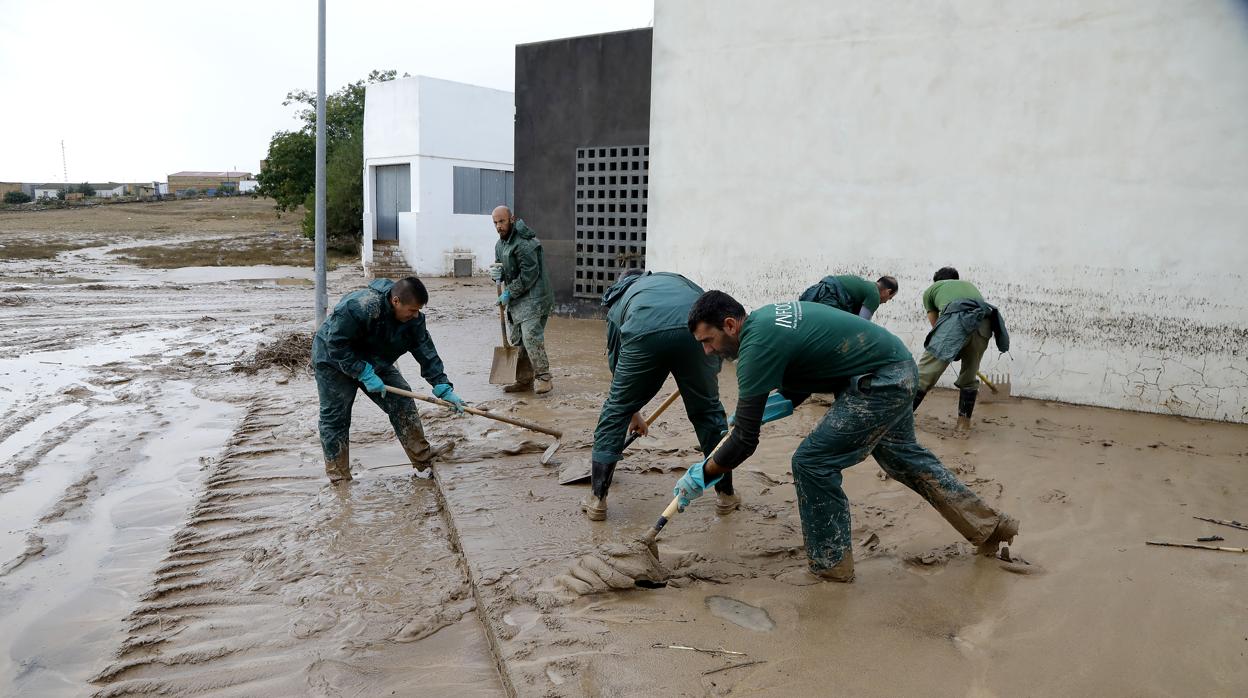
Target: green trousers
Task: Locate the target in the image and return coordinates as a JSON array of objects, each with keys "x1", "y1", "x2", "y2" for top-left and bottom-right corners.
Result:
[
  {"x1": 792, "y1": 360, "x2": 1003, "y2": 572},
  {"x1": 508, "y1": 309, "x2": 551, "y2": 381},
  {"x1": 917, "y1": 317, "x2": 991, "y2": 392},
  {"x1": 314, "y1": 362, "x2": 435, "y2": 479},
  {"x1": 591, "y1": 328, "x2": 731, "y2": 497}
]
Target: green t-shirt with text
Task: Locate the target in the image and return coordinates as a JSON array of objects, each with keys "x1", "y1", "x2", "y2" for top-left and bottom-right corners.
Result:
[
  {"x1": 922, "y1": 280, "x2": 983, "y2": 314},
  {"x1": 736, "y1": 301, "x2": 912, "y2": 398},
  {"x1": 836, "y1": 275, "x2": 881, "y2": 314}
]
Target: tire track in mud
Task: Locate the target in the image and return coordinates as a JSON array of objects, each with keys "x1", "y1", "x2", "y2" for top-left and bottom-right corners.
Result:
[{"x1": 91, "y1": 392, "x2": 506, "y2": 697}]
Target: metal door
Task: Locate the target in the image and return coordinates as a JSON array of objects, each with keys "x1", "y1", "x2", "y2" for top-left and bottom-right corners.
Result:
[{"x1": 374, "y1": 164, "x2": 411, "y2": 240}]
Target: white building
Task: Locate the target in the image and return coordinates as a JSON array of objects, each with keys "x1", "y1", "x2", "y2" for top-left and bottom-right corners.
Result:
[
  {"x1": 646, "y1": 0, "x2": 1248, "y2": 423},
  {"x1": 33, "y1": 185, "x2": 63, "y2": 199},
  {"x1": 362, "y1": 75, "x2": 515, "y2": 276}
]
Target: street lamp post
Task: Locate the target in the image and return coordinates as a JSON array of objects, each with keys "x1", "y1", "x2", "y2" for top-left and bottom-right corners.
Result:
[{"x1": 314, "y1": 0, "x2": 328, "y2": 327}]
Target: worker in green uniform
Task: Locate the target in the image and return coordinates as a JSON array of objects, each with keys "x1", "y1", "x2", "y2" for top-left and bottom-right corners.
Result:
[
  {"x1": 676, "y1": 291, "x2": 1018, "y2": 582},
  {"x1": 582, "y1": 271, "x2": 735, "y2": 521},
  {"x1": 490, "y1": 206, "x2": 556, "y2": 394},
  {"x1": 914, "y1": 267, "x2": 1009, "y2": 430},
  {"x1": 312, "y1": 277, "x2": 466, "y2": 484},
  {"x1": 798, "y1": 274, "x2": 899, "y2": 321}
]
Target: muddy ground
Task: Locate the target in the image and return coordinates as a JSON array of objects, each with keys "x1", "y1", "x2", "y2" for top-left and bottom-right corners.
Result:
[{"x1": 1, "y1": 201, "x2": 1245, "y2": 696}]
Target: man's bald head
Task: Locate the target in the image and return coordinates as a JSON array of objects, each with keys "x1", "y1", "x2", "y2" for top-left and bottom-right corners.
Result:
[{"x1": 492, "y1": 206, "x2": 514, "y2": 238}]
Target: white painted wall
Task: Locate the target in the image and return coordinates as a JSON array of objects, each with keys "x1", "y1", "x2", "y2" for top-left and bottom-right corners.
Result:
[
  {"x1": 34, "y1": 188, "x2": 61, "y2": 199},
  {"x1": 647, "y1": 0, "x2": 1248, "y2": 422},
  {"x1": 362, "y1": 76, "x2": 514, "y2": 276}
]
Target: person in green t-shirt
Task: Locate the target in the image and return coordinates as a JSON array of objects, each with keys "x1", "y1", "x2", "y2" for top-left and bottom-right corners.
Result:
[
  {"x1": 674, "y1": 291, "x2": 1018, "y2": 583},
  {"x1": 915, "y1": 266, "x2": 1010, "y2": 430},
  {"x1": 581, "y1": 271, "x2": 735, "y2": 522},
  {"x1": 798, "y1": 274, "x2": 899, "y2": 321}
]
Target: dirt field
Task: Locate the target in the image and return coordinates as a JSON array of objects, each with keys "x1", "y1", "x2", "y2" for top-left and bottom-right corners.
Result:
[{"x1": 1, "y1": 201, "x2": 1245, "y2": 696}]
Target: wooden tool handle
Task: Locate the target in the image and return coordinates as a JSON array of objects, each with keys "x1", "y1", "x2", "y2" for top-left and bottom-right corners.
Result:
[
  {"x1": 496, "y1": 282, "x2": 511, "y2": 348},
  {"x1": 622, "y1": 389, "x2": 682, "y2": 449},
  {"x1": 385, "y1": 385, "x2": 562, "y2": 438},
  {"x1": 977, "y1": 372, "x2": 999, "y2": 393}
]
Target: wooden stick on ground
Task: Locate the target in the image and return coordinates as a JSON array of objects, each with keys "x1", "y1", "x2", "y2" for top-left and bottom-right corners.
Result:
[
  {"x1": 1193, "y1": 516, "x2": 1248, "y2": 531},
  {"x1": 703, "y1": 660, "x2": 767, "y2": 675},
  {"x1": 651, "y1": 643, "x2": 746, "y2": 657},
  {"x1": 1146, "y1": 540, "x2": 1248, "y2": 553}
]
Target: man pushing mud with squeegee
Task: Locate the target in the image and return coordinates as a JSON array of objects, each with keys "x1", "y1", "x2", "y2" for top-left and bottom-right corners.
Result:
[
  {"x1": 674, "y1": 291, "x2": 1019, "y2": 582},
  {"x1": 312, "y1": 276, "x2": 467, "y2": 484}
]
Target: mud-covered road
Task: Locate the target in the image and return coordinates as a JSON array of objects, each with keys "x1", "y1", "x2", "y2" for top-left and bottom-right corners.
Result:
[{"x1": 2, "y1": 202, "x2": 1246, "y2": 696}]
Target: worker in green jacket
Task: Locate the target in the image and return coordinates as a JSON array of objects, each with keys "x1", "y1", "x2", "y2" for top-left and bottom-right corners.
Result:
[
  {"x1": 582, "y1": 271, "x2": 734, "y2": 521},
  {"x1": 490, "y1": 206, "x2": 556, "y2": 394},
  {"x1": 914, "y1": 267, "x2": 1009, "y2": 430},
  {"x1": 675, "y1": 291, "x2": 1017, "y2": 582},
  {"x1": 798, "y1": 274, "x2": 899, "y2": 321},
  {"x1": 312, "y1": 277, "x2": 466, "y2": 483}
]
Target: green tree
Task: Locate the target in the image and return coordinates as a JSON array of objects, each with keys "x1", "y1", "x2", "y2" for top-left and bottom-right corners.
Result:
[
  {"x1": 259, "y1": 69, "x2": 405, "y2": 237},
  {"x1": 256, "y1": 130, "x2": 315, "y2": 211},
  {"x1": 302, "y1": 123, "x2": 364, "y2": 252},
  {"x1": 76, "y1": 182, "x2": 95, "y2": 197},
  {"x1": 3, "y1": 191, "x2": 31, "y2": 204}
]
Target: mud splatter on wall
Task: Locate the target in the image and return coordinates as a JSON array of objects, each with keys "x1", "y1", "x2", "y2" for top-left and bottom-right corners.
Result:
[{"x1": 644, "y1": 0, "x2": 1248, "y2": 423}]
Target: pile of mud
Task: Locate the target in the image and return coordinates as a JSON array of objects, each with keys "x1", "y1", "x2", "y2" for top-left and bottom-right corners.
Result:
[{"x1": 232, "y1": 331, "x2": 312, "y2": 375}]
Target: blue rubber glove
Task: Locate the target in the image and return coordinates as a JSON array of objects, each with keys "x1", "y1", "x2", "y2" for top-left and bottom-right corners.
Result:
[
  {"x1": 358, "y1": 364, "x2": 386, "y2": 395},
  {"x1": 488, "y1": 264, "x2": 504, "y2": 282},
  {"x1": 673, "y1": 460, "x2": 723, "y2": 512},
  {"x1": 432, "y1": 383, "x2": 465, "y2": 414},
  {"x1": 498, "y1": 289, "x2": 511, "y2": 305}
]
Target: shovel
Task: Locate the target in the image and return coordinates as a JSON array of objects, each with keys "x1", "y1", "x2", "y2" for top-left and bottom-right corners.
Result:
[
  {"x1": 489, "y1": 282, "x2": 521, "y2": 385},
  {"x1": 558, "y1": 389, "x2": 683, "y2": 485},
  {"x1": 383, "y1": 385, "x2": 563, "y2": 464},
  {"x1": 640, "y1": 394, "x2": 796, "y2": 557}
]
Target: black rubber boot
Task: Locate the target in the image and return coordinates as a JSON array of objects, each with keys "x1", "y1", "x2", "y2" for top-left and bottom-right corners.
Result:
[
  {"x1": 958, "y1": 389, "x2": 978, "y2": 419},
  {"x1": 912, "y1": 389, "x2": 927, "y2": 412},
  {"x1": 590, "y1": 459, "x2": 616, "y2": 500}
]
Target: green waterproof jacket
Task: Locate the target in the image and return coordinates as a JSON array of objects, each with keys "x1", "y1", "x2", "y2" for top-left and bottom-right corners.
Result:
[
  {"x1": 311, "y1": 278, "x2": 451, "y2": 387},
  {"x1": 601, "y1": 271, "x2": 706, "y2": 372},
  {"x1": 495, "y1": 219, "x2": 554, "y2": 323}
]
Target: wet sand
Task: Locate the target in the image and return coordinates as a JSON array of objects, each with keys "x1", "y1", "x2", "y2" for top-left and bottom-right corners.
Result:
[{"x1": 2, "y1": 206, "x2": 1246, "y2": 695}]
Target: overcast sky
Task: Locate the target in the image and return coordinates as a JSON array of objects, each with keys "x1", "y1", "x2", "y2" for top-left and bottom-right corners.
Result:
[{"x1": 0, "y1": 0, "x2": 653, "y2": 184}]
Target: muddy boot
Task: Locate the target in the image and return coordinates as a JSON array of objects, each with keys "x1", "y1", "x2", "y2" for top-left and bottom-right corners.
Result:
[
  {"x1": 956, "y1": 388, "x2": 978, "y2": 431},
  {"x1": 977, "y1": 514, "x2": 1019, "y2": 556},
  {"x1": 505, "y1": 351, "x2": 535, "y2": 392},
  {"x1": 580, "y1": 495, "x2": 607, "y2": 521},
  {"x1": 534, "y1": 374, "x2": 553, "y2": 395},
  {"x1": 325, "y1": 448, "x2": 352, "y2": 484},
  {"x1": 813, "y1": 548, "x2": 855, "y2": 583},
  {"x1": 912, "y1": 389, "x2": 927, "y2": 412},
  {"x1": 412, "y1": 441, "x2": 454, "y2": 474},
  {"x1": 715, "y1": 491, "x2": 742, "y2": 515}
]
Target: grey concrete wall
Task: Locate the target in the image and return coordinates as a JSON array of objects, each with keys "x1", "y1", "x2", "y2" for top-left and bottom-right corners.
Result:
[
  {"x1": 515, "y1": 28, "x2": 652, "y2": 316},
  {"x1": 647, "y1": 0, "x2": 1248, "y2": 422}
]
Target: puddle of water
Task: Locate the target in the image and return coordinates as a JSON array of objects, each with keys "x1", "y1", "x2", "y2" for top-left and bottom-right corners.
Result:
[
  {"x1": 0, "y1": 403, "x2": 86, "y2": 465},
  {"x1": 155, "y1": 265, "x2": 314, "y2": 284},
  {"x1": 705, "y1": 595, "x2": 776, "y2": 632},
  {"x1": 0, "y1": 381, "x2": 240, "y2": 695},
  {"x1": 0, "y1": 276, "x2": 96, "y2": 286}
]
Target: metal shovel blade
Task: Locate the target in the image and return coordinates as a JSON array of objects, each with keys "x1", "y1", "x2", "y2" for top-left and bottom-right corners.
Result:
[
  {"x1": 978, "y1": 372, "x2": 1012, "y2": 403},
  {"x1": 489, "y1": 345, "x2": 521, "y2": 385},
  {"x1": 559, "y1": 459, "x2": 592, "y2": 485}
]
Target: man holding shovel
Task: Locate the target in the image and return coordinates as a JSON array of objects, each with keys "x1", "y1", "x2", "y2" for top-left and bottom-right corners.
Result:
[
  {"x1": 912, "y1": 266, "x2": 1009, "y2": 430},
  {"x1": 312, "y1": 277, "x2": 466, "y2": 484},
  {"x1": 582, "y1": 271, "x2": 735, "y2": 522},
  {"x1": 799, "y1": 274, "x2": 899, "y2": 321},
  {"x1": 677, "y1": 291, "x2": 1018, "y2": 582},
  {"x1": 490, "y1": 206, "x2": 555, "y2": 394}
]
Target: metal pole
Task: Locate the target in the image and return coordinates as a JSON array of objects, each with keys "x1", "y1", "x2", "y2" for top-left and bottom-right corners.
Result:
[{"x1": 314, "y1": 0, "x2": 328, "y2": 326}]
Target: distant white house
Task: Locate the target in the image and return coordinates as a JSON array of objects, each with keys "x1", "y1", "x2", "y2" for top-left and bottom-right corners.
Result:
[
  {"x1": 361, "y1": 75, "x2": 515, "y2": 276},
  {"x1": 33, "y1": 182, "x2": 126, "y2": 199},
  {"x1": 238, "y1": 180, "x2": 260, "y2": 194}
]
